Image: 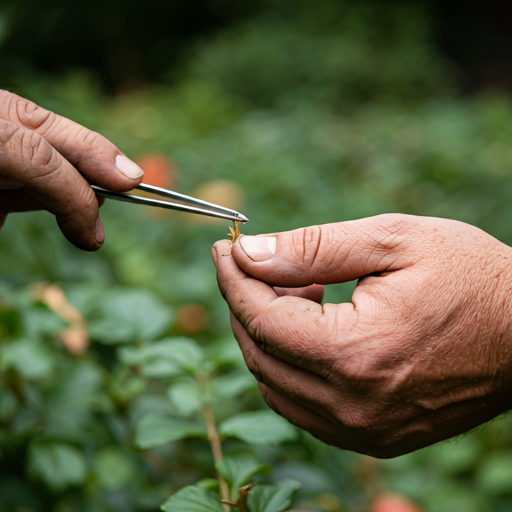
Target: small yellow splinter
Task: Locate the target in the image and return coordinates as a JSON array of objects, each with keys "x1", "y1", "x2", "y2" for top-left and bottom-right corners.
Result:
[{"x1": 228, "y1": 220, "x2": 242, "y2": 242}]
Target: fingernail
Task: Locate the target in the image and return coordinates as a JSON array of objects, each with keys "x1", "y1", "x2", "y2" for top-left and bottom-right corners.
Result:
[
  {"x1": 96, "y1": 217, "x2": 105, "y2": 244},
  {"x1": 115, "y1": 155, "x2": 144, "y2": 180},
  {"x1": 239, "y1": 236, "x2": 276, "y2": 262}
]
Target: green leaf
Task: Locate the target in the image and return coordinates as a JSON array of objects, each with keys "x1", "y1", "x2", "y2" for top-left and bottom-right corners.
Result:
[
  {"x1": 433, "y1": 437, "x2": 481, "y2": 475},
  {"x1": 477, "y1": 450, "x2": 512, "y2": 495},
  {"x1": 0, "y1": 304, "x2": 22, "y2": 338},
  {"x1": 219, "y1": 411, "x2": 297, "y2": 445},
  {"x1": 88, "y1": 318, "x2": 134, "y2": 345},
  {"x1": 0, "y1": 338, "x2": 55, "y2": 380},
  {"x1": 0, "y1": 388, "x2": 17, "y2": 421},
  {"x1": 196, "y1": 478, "x2": 220, "y2": 491},
  {"x1": 168, "y1": 381, "x2": 202, "y2": 416},
  {"x1": 28, "y1": 442, "x2": 87, "y2": 490},
  {"x1": 95, "y1": 447, "x2": 138, "y2": 490},
  {"x1": 247, "y1": 480, "x2": 301, "y2": 512},
  {"x1": 91, "y1": 289, "x2": 173, "y2": 343},
  {"x1": 206, "y1": 336, "x2": 247, "y2": 368},
  {"x1": 211, "y1": 371, "x2": 257, "y2": 400},
  {"x1": 161, "y1": 485, "x2": 224, "y2": 512},
  {"x1": 22, "y1": 306, "x2": 66, "y2": 338},
  {"x1": 217, "y1": 457, "x2": 271, "y2": 501},
  {"x1": 119, "y1": 337, "x2": 204, "y2": 377},
  {"x1": 45, "y1": 363, "x2": 104, "y2": 435},
  {"x1": 135, "y1": 414, "x2": 206, "y2": 449}
]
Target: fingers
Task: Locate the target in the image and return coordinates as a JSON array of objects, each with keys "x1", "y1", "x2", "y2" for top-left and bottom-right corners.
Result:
[
  {"x1": 231, "y1": 215, "x2": 417, "y2": 288},
  {"x1": 230, "y1": 312, "x2": 334, "y2": 409},
  {"x1": 0, "y1": 90, "x2": 144, "y2": 192},
  {"x1": 274, "y1": 284, "x2": 324, "y2": 304},
  {"x1": 257, "y1": 383, "x2": 351, "y2": 450},
  {"x1": 0, "y1": 188, "x2": 105, "y2": 213},
  {"x1": 213, "y1": 239, "x2": 355, "y2": 374},
  {"x1": 0, "y1": 120, "x2": 104, "y2": 251}
]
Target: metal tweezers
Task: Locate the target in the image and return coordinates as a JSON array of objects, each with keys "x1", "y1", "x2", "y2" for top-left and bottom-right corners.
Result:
[{"x1": 91, "y1": 183, "x2": 248, "y2": 223}]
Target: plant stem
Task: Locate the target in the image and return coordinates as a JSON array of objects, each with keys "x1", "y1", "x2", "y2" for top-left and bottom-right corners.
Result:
[{"x1": 202, "y1": 398, "x2": 230, "y2": 512}]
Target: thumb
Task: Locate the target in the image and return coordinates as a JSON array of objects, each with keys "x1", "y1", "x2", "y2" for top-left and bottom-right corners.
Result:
[{"x1": 231, "y1": 214, "x2": 416, "y2": 287}]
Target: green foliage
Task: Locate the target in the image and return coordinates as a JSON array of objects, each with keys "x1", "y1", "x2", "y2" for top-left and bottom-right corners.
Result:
[
  {"x1": 95, "y1": 447, "x2": 138, "y2": 490},
  {"x1": 135, "y1": 414, "x2": 207, "y2": 449},
  {"x1": 247, "y1": 480, "x2": 302, "y2": 512},
  {"x1": 217, "y1": 457, "x2": 271, "y2": 501},
  {"x1": 477, "y1": 451, "x2": 512, "y2": 495},
  {"x1": 219, "y1": 411, "x2": 298, "y2": 445},
  {"x1": 89, "y1": 288, "x2": 173, "y2": 343},
  {"x1": 2, "y1": 2, "x2": 512, "y2": 512},
  {"x1": 28, "y1": 442, "x2": 88, "y2": 490},
  {"x1": 1, "y1": 338, "x2": 55, "y2": 380},
  {"x1": 161, "y1": 485, "x2": 225, "y2": 512},
  {"x1": 119, "y1": 337, "x2": 204, "y2": 377}
]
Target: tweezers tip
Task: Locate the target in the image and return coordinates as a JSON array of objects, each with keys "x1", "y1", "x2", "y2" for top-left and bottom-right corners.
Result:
[{"x1": 237, "y1": 214, "x2": 249, "y2": 223}]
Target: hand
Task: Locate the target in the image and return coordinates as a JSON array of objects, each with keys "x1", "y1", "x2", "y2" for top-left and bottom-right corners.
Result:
[
  {"x1": 212, "y1": 214, "x2": 512, "y2": 457},
  {"x1": 0, "y1": 90, "x2": 145, "y2": 250}
]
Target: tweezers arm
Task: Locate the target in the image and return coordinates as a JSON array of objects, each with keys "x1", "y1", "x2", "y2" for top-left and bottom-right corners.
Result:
[
  {"x1": 134, "y1": 183, "x2": 242, "y2": 218},
  {"x1": 91, "y1": 185, "x2": 243, "y2": 222}
]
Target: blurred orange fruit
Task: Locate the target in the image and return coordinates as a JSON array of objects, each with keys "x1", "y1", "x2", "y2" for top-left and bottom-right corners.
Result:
[
  {"x1": 136, "y1": 152, "x2": 176, "y2": 190},
  {"x1": 371, "y1": 493, "x2": 424, "y2": 512},
  {"x1": 190, "y1": 180, "x2": 245, "y2": 224},
  {"x1": 175, "y1": 303, "x2": 208, "y2": 333}
]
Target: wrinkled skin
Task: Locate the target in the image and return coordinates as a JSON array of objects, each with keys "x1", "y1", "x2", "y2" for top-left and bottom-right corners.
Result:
[
  {"x1": 0, "y1": 90, "x2": 144, "y2": 250},
  {"x1": 213, "y1": 214, "x2": 512, "y2": 458}
]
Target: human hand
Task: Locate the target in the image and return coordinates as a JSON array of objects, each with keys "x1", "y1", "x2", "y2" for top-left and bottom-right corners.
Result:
[
  {"x1": 212, "y1": 214, "x2": 512, "y2": 457},
  {"x1": 0, "y1": 90, "x2": 144, "y2": 250}
]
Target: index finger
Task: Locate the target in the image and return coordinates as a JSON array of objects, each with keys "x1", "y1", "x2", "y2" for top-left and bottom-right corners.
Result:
[
  {"x1": 213, "y1": 239, "x2": 356, "y2": 376},
  {"x1": 0, "y1": 90, "x2": 144, "y2": 192}
]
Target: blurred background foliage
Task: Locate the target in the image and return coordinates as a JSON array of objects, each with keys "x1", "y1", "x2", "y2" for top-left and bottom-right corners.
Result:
[{"x1": 2, "y1": 0, "x2": 512, "y2": 511}]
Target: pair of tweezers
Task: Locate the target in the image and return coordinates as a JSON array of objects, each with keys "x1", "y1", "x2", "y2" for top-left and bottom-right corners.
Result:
[{"x1": 91, "y1": 183, "x2": 248, "y2": 223}]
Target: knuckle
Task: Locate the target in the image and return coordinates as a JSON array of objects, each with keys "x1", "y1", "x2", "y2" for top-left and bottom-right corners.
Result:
[
  {"x1": 259, "y1": 383, "x2": 272, "y2": 403},
  {"x1": 5, "y1": 92, "x2": 53, "y2": 132},
  {"x1": 244, "y1": 348, "x2": 264, "y2": 383},
  {"x1": 357, "y1": 214, "x2": 413, "y2": 272},
  {"x1": 23, "y1": 131, "x2": 56, "y2": 171},
  {"x1": 368, "y1": 214, "x2": 411, "y2": 250},
  {"x1": 334, "y1": 356, "x2": 374, "y2": 385},
  {"x1": 72, "y1": 182, "x2": 99, "y2": 215},
  {"x1": 72, "y1": 128, "x2": 117, "y2": 167},
  {"x1": 291, "y1": 225, "x2": 323, "y2": 269},
  {"x1": 337, "y1": 407, "x2": 379, "y2": 432},
  {"x1": 244, "y1": 311, "x2": 266, "y2": 347},
  {"x1": 82, "y1": 185, "x2": 100, "y2": 211},
  {"x1": 0, "y1": 120, "x2": 22, "y2": 146},
  {"x1": 260, "y1": 388, "x2": 282, "y2": 417},
  {"x1": 79, "y1": 129, "x2": 103, "y2": 150},
  {"x1": 0, "y1": 125, "x2": 60, "y2": 181},
  {"x1": 376, "y1": 213, "x2": 411, "y2": 231},
  {"x1": 56, "y1": 183, "x2": 98, "y2": 220},
  {"x1": 336, "y1": 408, "x2": 399, "y2": 458}
]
